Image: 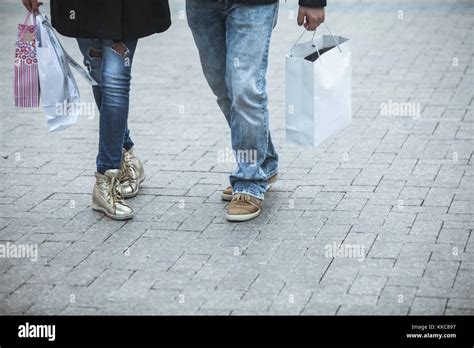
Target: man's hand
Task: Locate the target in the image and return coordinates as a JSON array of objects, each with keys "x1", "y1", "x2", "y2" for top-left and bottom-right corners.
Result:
[
  {"x1": 21, "y1": 0, "x2": 41, "y2": 14},
  {"x1": 297, "y1": 7, "x2": 325, "y2": 31}
]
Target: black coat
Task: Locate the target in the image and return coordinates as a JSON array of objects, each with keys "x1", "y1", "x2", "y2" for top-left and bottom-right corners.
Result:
[{"x1": 50, "y1": 0, "x2": 171, "y2": 40}]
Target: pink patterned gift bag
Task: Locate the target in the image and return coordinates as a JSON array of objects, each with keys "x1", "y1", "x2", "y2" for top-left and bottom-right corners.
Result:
[{"x1": 14, "y1": 12, "x2": 40, "y2": 107}]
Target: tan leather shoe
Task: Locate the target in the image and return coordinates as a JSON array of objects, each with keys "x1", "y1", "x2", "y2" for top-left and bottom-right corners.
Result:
[
  {"x1": 221, "y1": 173, "x2": 278, "y2": 201},
  {"x1": 120, "y1": 147, "x2": 145, "y2": 198},
  {"x1": 92, "y1": 169, "x2": 134, "y2": 220},
  {"x1": 226, "y1": 193, "x2": 263, "y2": 222}
]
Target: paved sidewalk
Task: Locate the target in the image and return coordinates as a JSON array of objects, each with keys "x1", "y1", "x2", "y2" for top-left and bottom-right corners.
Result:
[{"x1": 0, "y1": 0, "x2": 473, "y2": 315}]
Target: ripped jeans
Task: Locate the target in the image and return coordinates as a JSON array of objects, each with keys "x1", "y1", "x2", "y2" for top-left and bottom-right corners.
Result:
[{"x1": 77, "y1": 39, "x2": 138, "y2": 174}]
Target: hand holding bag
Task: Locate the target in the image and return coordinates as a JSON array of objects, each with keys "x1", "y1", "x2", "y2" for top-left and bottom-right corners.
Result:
[
  {"x1": 14, "y1": 12, "x2": 40, "y2": 108},
  {"x1": 286, "y1": 24, "x2": 352, "y2": 147}
]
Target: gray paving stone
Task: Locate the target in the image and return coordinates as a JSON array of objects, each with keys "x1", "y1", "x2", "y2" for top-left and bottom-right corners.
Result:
[
  {"x1": 411, "y1": 219, "x2": 443, "y2": 236},
  {"x1": 349, "y1": 276, "x2": 387, "y2": 296},
  {"x1": 217, "y1": 268, "x2": 259, "y2": 292},
  {"x1": 368, "y1": 241, "x2": 404, "y2": 259},
  {"x1": 338, "y1": 304, "x2": 409, "y2": 315},
  {"x1": 302, "y1": 302, "x2": 340, "y2": 315},
  {"x1": 409, "y1": 297, "x2": 447, "y2": 315}
]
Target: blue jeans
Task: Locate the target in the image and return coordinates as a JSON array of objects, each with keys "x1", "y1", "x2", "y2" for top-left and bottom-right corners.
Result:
[
  {"x1": 77, "y1": 39, "x2": 138, "y2": 174},
  {"x1": 186, "y1": 0, "x2": 279, "y2": 200}
]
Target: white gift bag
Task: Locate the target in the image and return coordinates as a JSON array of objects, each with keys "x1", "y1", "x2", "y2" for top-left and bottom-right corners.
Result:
[
  {"x1": 35, "y1": 14, "x2": 97, "y2": 132},
  {"x1": 286, "y1": 24, "x2": 351, "y2": 147}
]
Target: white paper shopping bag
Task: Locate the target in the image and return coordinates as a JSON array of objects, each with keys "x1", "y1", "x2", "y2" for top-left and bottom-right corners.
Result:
[
  {"x1": 286, "y1": 24, "x2": 352, "y2": 147},
  {"x1": 35, "y1": 14, "x2": 97, "y2": 132}
]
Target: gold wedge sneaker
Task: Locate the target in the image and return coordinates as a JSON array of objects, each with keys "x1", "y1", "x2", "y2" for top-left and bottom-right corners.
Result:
[
  {"x1": 120, "y1": 148, "x2": 145, "y2": 198},
  {"x1": 92, "y1": 169, "x2": 134, "y2": 220}
]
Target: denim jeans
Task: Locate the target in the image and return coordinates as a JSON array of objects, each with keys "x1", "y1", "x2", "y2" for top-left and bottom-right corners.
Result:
[
  {"x1": 186, "y1": 0, "x2": 279, "y2": 200},
  {"x1": 77, "y1": 39, "x2": 138, "y2": 174}
]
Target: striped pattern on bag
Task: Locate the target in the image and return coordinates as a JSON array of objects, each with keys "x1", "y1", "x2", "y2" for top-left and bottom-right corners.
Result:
[{"x1": 14, "y1": 22, "x2": 40, "y2": 108}]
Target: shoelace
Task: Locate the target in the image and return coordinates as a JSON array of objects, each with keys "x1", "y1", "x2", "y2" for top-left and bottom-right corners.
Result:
[
  {"x1": 233, "y1": 194, "x2": 249, "y2": 203},
  {"x1": 120, "y1": 154, "x2": 135, "y2": 182},
  {"x1": 109, "y1": 176, "x2": 125, "y2": 203},
  {"x1": 232, "y1": 194, "x2": 259, "y2": 207}
]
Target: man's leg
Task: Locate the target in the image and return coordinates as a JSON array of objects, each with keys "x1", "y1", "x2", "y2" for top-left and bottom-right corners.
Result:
[
  {"x1": 225, "y1": 3, "x2": 279, "y2": 200},
  {"x1": 186, "y1": 0, "x2": 230, "y2": 125},
  {"x1": 186, "y1": 0, "x2": 278, "y2": 185}
]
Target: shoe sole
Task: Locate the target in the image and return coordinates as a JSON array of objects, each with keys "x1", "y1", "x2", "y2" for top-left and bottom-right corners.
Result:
[
  {"x1": 226, "y1": 209, "x2": 261, "y2": 222},
  {"x1": 221, "y1": 174, "x2": 278, "y2": 202},
  {"x1": 221, "y1": 192, "x2": 233, "y2": 201},
  {"x1": 122, "y1": 175, "x2": 146, "y2": 199},
  {"x1": 92, "y1": 205, "x2": 134, "y2": 221}
]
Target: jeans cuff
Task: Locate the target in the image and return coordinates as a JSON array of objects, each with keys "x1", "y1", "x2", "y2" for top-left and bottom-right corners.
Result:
[
  {"x1": 233, "y1": 185, "x2": 265, "y2": 201},
  {"x1": 266, "y1": 169, "x2": 278, "y2": 180},
  {"x1": 96, "y1": 167, "x2": 109, "y2": 175},
  {"x1": 233, "y1": 189, "x2": 264, "y2": 201},
  {"x1": 123, "y1": 143, "x2": 134, "y2": 152}
]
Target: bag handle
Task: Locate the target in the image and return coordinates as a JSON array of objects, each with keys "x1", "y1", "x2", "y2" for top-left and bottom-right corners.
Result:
[
  {"x1": 310, "y1": 35, "x2": 323, "y2": 62},
  {"x1": 290, "y1": 22, "x2": 343, "y2": 54},
  {"x1": 20, "y1": 12, "x2": 36, "y2": 41},
  {"x1": 23, "y1": 11, "x2": 36, "y2": 26}
]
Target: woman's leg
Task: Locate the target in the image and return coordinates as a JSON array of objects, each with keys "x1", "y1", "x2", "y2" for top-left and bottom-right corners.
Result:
[
  {"x1": 96, "y1": 39, "x2": 138, "y2": 173},
  {"x1": 76, "y1": 38, "x2": 135, "y2": 170},
  {"x1": 76, "y1": 39, "x2": 138, "y2": 220}
]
